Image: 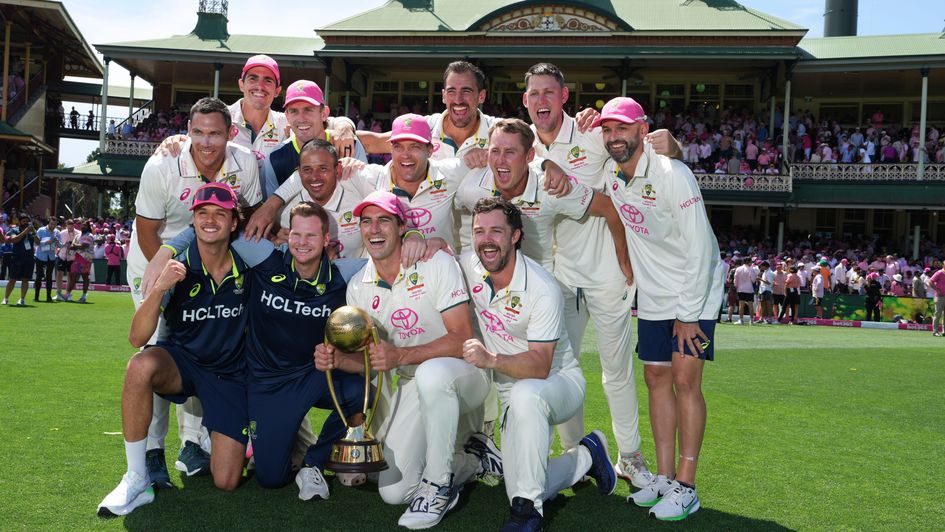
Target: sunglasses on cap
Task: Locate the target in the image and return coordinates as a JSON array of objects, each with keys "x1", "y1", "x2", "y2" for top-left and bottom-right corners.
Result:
[{"x1": 193, "y1": 183, "x2": 237, "y2": 204}]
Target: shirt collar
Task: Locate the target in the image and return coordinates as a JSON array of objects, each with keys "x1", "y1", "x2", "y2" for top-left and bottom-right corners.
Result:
[
  {"x1": 476, "y1": 250, "x2": 528, "y2": 301},
  {"x1": 287, "y1": 251, "x2": 332, "y2": 293},
  {"x1": 360, "y1": 258, "x2": 408, "y2": 290}
]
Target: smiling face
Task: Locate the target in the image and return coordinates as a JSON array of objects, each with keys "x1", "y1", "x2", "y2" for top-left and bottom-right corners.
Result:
[
  {"x1": 238, "y1": 66, "x2": 281, "y2": 112},
  {"x1": 298, "y1": 148, "x2": 340, "y2": 203},
  {"x1": 288, "y1": 214, "x2": 328, "y2": 267},
  {"x1": 285, "y1": 101, "x2": 328, "y2": 144},
  {"x1": 390, "y1": 140, "x2": 431, "y2": 185},
  {"x1": 358, "y1": 205, "x2": 403, "y2": 262},
  {"x1": 442, "y1": 70, "x2": 485, "y2": 129},
  {"x1": 193, "y1": 205, "x2": 236, "y2": 245},
  {"x1": 523, "y1": 74, "x2": 569, "y2": 136},
  {"x1": 473, "y1": 208, "x2": 520, "y2": 274},
  {"x1": 601, "y1": 120, "x2": 648, "y2": 164},
  {"x1": 188, "y1": 111, "x2": 230, "y2": 174},
  {"x1": 488, "y1": 129, "x2": 534, "y2": 197}
]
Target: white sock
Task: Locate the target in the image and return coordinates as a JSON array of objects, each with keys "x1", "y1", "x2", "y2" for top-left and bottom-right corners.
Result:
[{"x1": 125, "y1": 438, "x2": 148, "y2": 478}]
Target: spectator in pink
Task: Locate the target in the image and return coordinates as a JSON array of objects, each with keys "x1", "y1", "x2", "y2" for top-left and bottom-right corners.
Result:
[
  {"x1": 103, "y1": 234, "x2": 124, "y2": 285},
  {"x1": 65, "y1": 221, "x2": 93, "y2": 303},
  {"x1": 930, "y1": 265, "x2": 945, "y2": 337}
]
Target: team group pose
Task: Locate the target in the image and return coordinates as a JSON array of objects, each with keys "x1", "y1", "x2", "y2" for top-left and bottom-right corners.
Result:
[{"x1": 98, "y1": 55, "x2": 721, "y2": 529}]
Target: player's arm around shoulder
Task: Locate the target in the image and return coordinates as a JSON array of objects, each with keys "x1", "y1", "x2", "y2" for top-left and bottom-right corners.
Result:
[
  {"x1": 130, "y1": 258, "x2": 186, "y2": 347},
  {"x1": 228, "y1": 142, "x2": 263, "y2": 208}
]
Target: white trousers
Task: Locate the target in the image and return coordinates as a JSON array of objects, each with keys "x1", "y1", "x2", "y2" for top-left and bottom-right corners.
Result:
[
  {"x1": 374, "y1": 357, "x2": 490, "y2": 504},
  {"x1": 501, "y1": 366, "x2": 590, "y2": 513},
  {"x1": 556, "y1": 278, "x2": 642, "y2": 455}
]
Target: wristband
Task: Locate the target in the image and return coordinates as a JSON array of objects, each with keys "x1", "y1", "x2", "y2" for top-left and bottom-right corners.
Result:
[
  {"x1": 160, "y1": 243, "x2": 179, "y2": 255},
  {"x1": 402, "y1": 229, "x2": 425, "y2": 241}
]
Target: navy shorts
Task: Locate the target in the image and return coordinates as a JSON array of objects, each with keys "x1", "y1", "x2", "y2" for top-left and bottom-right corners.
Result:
[
  {"x1": 737, "y1": 292, "x2": 753, "y2": 303},
  {"x1": 157, "y1": 343, "x2": 249, "y2": 445},
  {"x1": 9, "y1": 257, "x2": 34, "y2": 279},
  {"x1": 56, "y1": 258, "x2": 73, "y2": 273},
  {"x1": 637, "y1": 318, "x2": 716, "y2": 362},
  {"x1": 247, "y1": 369, "x2": 364, "y2": 488}
]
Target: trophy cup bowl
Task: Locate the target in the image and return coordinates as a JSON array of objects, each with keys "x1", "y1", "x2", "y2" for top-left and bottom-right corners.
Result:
[{"x1": 323, "y1": 305, "x2": 388, "y2": 473}]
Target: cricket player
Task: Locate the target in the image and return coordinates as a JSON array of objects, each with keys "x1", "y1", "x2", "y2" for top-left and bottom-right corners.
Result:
[
  {"x1": 98, "y1": 183, "x2": 252, "y2": 517},
  {"x1": 315, "y1": 191, "x2": 490, "y2": 529},
  {"x1": 127, "y1": 97, "x2": 262, "y2": 487},
  {"x1": 598, "y1": 96, "x2": 724, "y2": 521},
  {"x1": 460, "y1": 197, "x2": 618, "y2": 531},
  {"x1": 229, "y1": 55, "x2": 287, "y2": 164}
]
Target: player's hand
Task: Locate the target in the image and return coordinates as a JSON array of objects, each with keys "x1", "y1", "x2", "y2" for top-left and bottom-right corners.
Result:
[
  {"x1": 401, "y1": 231, "x2": 425, "y2": 268},
  {"x1": 619, "y1": 258, "x2": 634, "y2": 287},
  {"x1": 153, "y1": 259, "x2": 186, "y2": 293},
  {"x1": 574, "y1": 107, "x2": 600, "y2": 133},
  {"x1": 331, "y1": 124, "x2": 357, "y2": 159},
  {"x1": 423, "y1": 237, "x2": 451, "y2": 260},
  {"x1": 463, "y1": 338, "x2": 496, "y2": 369},
  {"x1": 154, "y1": 134, "x2": 187, "y2": 158},
  {"x1": 673, "y1": 320, "x2": 708, "y2": 357},
  {"x1": 368, "y1": 340, "x2": 402, "y2": 372},
  {"x1": 141, "y1": 247, "x2": 175, "y2": 299},
  {"x1": 462, "y1": 148, "x2": 488, "y2": 169},
  {"x1": 645, "y1": 129, "x2": 682, "y2": 159},
  {"x1": 314, "y1": 343, "x2": 336, "y2": 371},
  {"x1": 339, "y1": 157, "x2": 366, "y2": 180},
  {"x1": 541, "y1": 161, "x2": 572, "y2": 197},
  {"x1": 272, "y1": 228, "x2": 290, "y2": 246},
  {"x1": 243, "y1": 198, "x2": 280, "y2": 242}
]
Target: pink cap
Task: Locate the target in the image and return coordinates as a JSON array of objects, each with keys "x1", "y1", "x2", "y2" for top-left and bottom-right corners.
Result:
[
  {"x1": 283, "y1": 80, "x2": 324, "y2": 108},
  {"x1": 389, "y1": 114, "x2": 432, "y2": 144},
  {"x1": 353, "y1": 191, "x2": 406, "y2": 223},
  {"x1": 241, "y1": 55, "x2": 281, "y2": 86},
  {"x1": 190, "y1": 182, "x2": 238, "y2": 211},
  {"x1": 592, "y1": 97, "x2": 647, "y2": 128}
]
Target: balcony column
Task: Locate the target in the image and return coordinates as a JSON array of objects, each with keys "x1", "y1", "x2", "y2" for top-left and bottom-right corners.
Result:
[
  {"x1": 782, "y1": 75, "x2": 791, "y2": 170},
  {"x1": 769, "y1": 95, "x2": 776, "y2": 142},
  {"x1": 24, "y1": 42, "x2": 30, "y2": 102},
  {"x1": 99, "y1": 57, "x2": 111, "y2": 153},
  {"x1": 128, "y1": 72, "x2": 135, "y2": 120},
  {"x1": 777, "y1": 220, "x2": 784, "y2": 254},
  {"x1": 917, "y1": 68, "x2": 929, "y2": 180},
  {"x1": 213, "y1": 63, "x2": 222, "y2": 98},
  {"x1": 97, "y1": 189, "x2": 104, "y2": 218},
  {"x1": 913, "y1": 224, "x2": 920, "y2": 260},
  {"x1": 1, "y1": 21, "x2": 12, "y2": 121}
]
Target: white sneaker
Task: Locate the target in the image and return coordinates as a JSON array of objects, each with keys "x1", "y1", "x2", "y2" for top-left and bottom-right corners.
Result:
[
  {"x1": 97, "y1": 471, "x2": 154, "y2": 517},
  {"x1": 628, "y1": 474, "x2": 674, "y2": 507},
  {"x1": 295, "y1": 466, "x2": 330, "y2": 501},
  {"x1": 464, "y1": 431, "x2": 503, "y2": 486},
  {"x1": 649, "y1": 481, "x2": 700, "y2": 521},
  {"x1": 732, "y1": 319, "x2": 741, "y2": 325},
  {"x1": 615, "y1": 450, "x2": 654, "y2": 489},
  {"x1": 1, "y1": 299, "x2": 7, "y2": 305},
  {"x1": 397, "y1": 477, "x2": 460, "y2": 529},
  {"x1": 16, "y1": 298, "x2": 25, "y2": 306}
]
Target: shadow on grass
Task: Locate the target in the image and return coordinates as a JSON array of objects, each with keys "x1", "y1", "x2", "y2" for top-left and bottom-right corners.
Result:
[{"x1": 122, "y1": 475, "x2": 792, "y2": 531}]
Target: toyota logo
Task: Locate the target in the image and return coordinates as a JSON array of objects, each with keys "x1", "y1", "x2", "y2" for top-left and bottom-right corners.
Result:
[
  {"x1": 479, "y1": 310, "x2": 505, "y2": 333},
  {"x1": 405, "y1": 208, "x2": 432, "y2": 228},
  {"x1": 620, "y1": 204, "x2": 645, "y2": 225},
  {"x1": 391, "y1": 308, "x2": 419, "y2": 330}
]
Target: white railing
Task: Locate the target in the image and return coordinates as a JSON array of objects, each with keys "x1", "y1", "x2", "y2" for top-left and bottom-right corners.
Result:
[
  {"x1": 104, "y1": 140, "x2": 160, "y2": 157},
  {"x1": 695, "y1": 173, "x2": 792, "y2": 193},
  {"x1": 791, "y1": 163, "x2": 945, "y2": 182}
]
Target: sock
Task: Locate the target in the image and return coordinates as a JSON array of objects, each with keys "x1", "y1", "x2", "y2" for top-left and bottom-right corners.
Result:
[{"x1": 125, "y1": 438, "x2": 148, "y2": 478}]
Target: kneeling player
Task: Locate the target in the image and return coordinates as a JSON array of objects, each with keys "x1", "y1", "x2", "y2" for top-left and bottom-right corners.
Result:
[
  {"x1": 459, "y1": 198, "x2": 617, "y2": 531},
  {"x1": 98, "y1": 183, "x2": 250, "y2": 517}
]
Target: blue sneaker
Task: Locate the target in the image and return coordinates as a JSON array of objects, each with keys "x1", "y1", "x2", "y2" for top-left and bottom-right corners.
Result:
[
  {"x1": 579, "y1": 430, "x2": 617, "y2": 496},
  {"x1": 499, "y1": 497, "x2": 543, "y2": 532},
  {"x1": 146, "y1": 448, "x2": 173, "y2": 489},
  {"x1": 175, "y1": 441, "x2": 210, "y2": 477}
]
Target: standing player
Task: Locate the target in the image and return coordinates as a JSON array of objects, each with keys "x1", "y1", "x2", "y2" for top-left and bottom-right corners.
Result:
[
  {"x1": 229, "y1": 55, "x2": 287, "y2": 164},
  {"x1": 315, "y1": 191, "x2": 490, "y2": 529},
  {"x1": 143, "y1": 201, "x2": 367, "y2": 501},
  {"x1": 97, "y1": 183, "x2": 251, "y2": 517},
  {"x1": 460, "y1": 197, "x2": 618, "y2": 530},
  {"x1": 127, "y1": 97, "x2": 262, "y2": 487},
  {"x1": 1, "y1": 215, "x2": 35, "y2": 306},
  {"x1": 522, "y1": 63, "x2": 680, "y2": 486},
  {"x1": 598, "y1": 96, "x2": 723, "y2": 521}
]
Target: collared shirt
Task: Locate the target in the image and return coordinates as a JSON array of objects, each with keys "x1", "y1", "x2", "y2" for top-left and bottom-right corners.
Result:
[
  {"x1": 603, "y1": 144, "x2": 723, "y2": 322},
  {"x1": 57, "y1": 228, "x2": 79, "y2": 261},
  {"x1": 160, "y1": 245, "x2": 250, "y2": 377},
  {"x1": 228, "y1": 99, "x2": 288, "y2": 161},
  {"x1": 345, "y1": 251, "x2": 469, "y2": 379},
  {"x1": 261, "y1": 126, "x2": 368, "y2": 198},
  {"x1": 128, "y1": 139, "x2": 262, "y2": 274},
  {"x1": 34, "y1": 226, "x2": 58, "y2": 261},
  {"x1": 279, "y1": 174, "x2": 371, "y2": 259},
  {"x1": 460, "y1": 250, "x2": 579, "y2": 398},
  {"x1": 426, "y1": 109, "x2": 496, "y2": 161},
  {"x1": 454, "y1": 165, "x2": 594, "y2": 272},
  {"x1": 532, "y1": 113, "x2": 624, "y2": 286}
]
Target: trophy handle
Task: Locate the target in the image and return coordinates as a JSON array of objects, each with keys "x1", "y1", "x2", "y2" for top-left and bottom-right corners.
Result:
[
  {"x1": 364, "y1": 327, "x2": 383, "y2": 433},
  {"x1": 323, "y1": 332, "x2": 351, "y2": 428}
]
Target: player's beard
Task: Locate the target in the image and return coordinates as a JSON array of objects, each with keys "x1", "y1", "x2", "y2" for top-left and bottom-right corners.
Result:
[
  {"x1": 606, "y1": 136, "x2": 640, "y2": 164},
  {"x1": 477, "y1": 242, "x2": 512, "y2": 273}
]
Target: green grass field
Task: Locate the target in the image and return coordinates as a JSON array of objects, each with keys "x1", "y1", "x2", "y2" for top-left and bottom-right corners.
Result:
[{"x1": 1, "y1": 292, "x2": 943, "y2": 531}]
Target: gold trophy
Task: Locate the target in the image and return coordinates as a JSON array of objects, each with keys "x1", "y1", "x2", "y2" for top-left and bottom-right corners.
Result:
[{"x1": 323, "y1": 305, "x2": 389, "y2": 473}]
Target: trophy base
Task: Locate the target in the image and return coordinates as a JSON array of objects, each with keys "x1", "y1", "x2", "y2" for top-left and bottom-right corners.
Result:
[{"x1": 325, "y1": 439, "x2": 389, "y2": 473}]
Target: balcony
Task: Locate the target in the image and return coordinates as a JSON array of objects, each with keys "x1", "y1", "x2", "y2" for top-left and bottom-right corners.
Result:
[
  {"x1": 788, "y1": 163, "x2": 945, "y2": 208},
  {"x1": 103, "y1": 139, "x2": 160, "y2": 157},
  {"x1": 791, "y1": 163, "x2": 945, "y2": 182}
]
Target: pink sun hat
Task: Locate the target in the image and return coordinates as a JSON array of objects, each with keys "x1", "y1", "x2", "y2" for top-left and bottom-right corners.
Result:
[{"x1": 389, "y1": 114, "x2": 432, "y2": 144}]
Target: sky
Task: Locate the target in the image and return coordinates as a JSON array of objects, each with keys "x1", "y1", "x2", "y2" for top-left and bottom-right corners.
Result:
[{"x1": 57, "y1": 0, "x2": 945, "y2": 165}]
